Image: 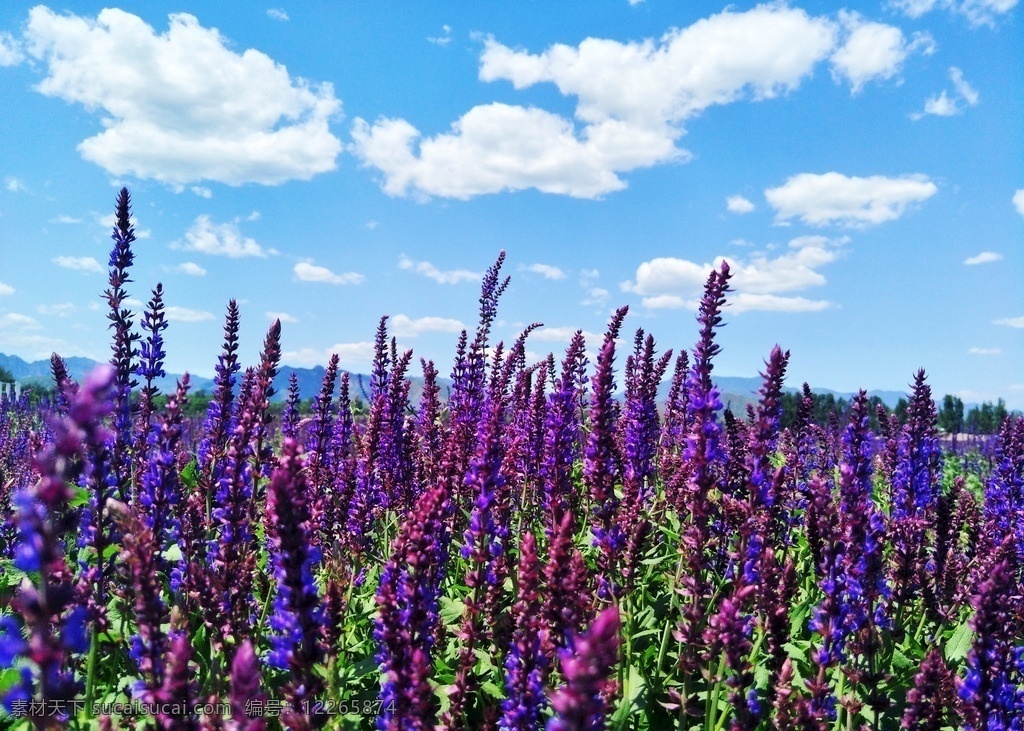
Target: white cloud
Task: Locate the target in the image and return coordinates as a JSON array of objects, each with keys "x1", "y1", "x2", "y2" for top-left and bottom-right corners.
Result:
[
  {"x1": 622, "y1": 235, "x2": 847, "y2": 313},
  {"x1": 727, "y1": 195, "x2": 755, "y2": 214},
  {"x1": 175, "y1": 215, "x2": 270, "y2": 258},
  {"x1": 531, "y1": 326, "x2": 604, "y2": 344},
  {"x1": 914, "y1": 67, "x2": 980, "y2": 119},
  {"x1": 581, "y1": 287, "x2": 609, "y2": 306},
  {"x1": 24, "y1": 7, "x2": 342, "y2": 185},
  {"x1": 830, "y1": 12, "x2": 933, "y2": 94},
  {"x1": 398, "y1": 255, "x2": 480, "y2": 284},
  {"x1": 390, "y1": 314, "x2": 466, "y2": 337},
  {"x1": 520, "y1": 263, "x2": 567, "y2": 280},
  {"x1": 267, "y1": 9, "x2": 290, "y2": 22},
  {"x1": 968, "y1": 346, "x2": 1002, "y2": 355},
  {"x1": 890, "y1": 0, "x2": 1019, "y2": 27},
  {"x1": 0, "y1": 313, "x2": 40, "y2": 329},
  {"x1": 37, "y1": 302, "x2": 76, "y2": 317},
  {"x1": 293, "y1": 260, "x2": 364, "y2": 285},
  {"x1": 963, "y1": 251, "x2": 1002, "y2": 265},
  {"x1": 173, "y1": 261, "x2": 207, "y2": 276},
  {"x1": 266, "y1": 310, "x2": 298, "y2": 323},
  {"x1": 53, "y1": 255, "x2": 103, "y2": 273},
  {"x1": 950, "y1": 67, "x2": 979, "y2": 106},
  {"x1": 5, "y1": 177, "x2": 26, "y2": 193},
  {"x1": 51, "y1": 214, "x2": 82, "y2": 224},
  {"x1": 994, "y1": 316, "x2": 1024, "y2": 328},
  {"x1": 765, "y1": 172, "x2": 937, "y2": 227},
  {"x1": 282, "y1": 342, "x2": 376, "y2": 368},
  {"x1": 0, "y1": 31, "x2": 24, "y2": 66},
  {"x1": 1012, "y1": 189, "x2": 1024, "y2": 216},
  {"x1": 166, "y1": 305, "x2": 215, "y2": 322},
  {"x1": 427, "y1": 25, "x2": 452, "y2": 46},
  {"x1": 353, "y1": 5, "x2": 837, "y2": 199},
  {"x1": 0, "y1": 282, "x2": 15, "y2": 296},
  {"x1": 190, "y1": 186, "x2": 212, "y2": 199}
]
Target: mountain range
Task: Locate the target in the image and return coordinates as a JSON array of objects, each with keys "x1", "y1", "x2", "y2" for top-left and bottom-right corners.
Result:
[{"x1": 1, "y1": 351, "x2": 910, "y2": 409}]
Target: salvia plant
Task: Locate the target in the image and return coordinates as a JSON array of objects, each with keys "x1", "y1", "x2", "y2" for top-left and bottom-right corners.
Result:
[{"x1": 0, "y1": 188, "x2": 1022, "y2": 731}]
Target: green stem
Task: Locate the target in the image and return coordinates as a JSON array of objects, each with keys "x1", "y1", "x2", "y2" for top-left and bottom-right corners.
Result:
[
  {"x1": 84, "y1": 625, "x2": 98, "y2": 716},
  {"x1": 704, "y1": 651, "x2": 727, "y2": 731}
]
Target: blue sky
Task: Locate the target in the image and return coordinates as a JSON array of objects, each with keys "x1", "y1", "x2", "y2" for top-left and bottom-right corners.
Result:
[{"x1": 0, "y1": 1, "x2": 1021, "y2": 407}]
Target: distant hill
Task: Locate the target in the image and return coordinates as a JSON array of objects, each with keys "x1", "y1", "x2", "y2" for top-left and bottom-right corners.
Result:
[
  {"x1": 1, "y1": 351, "x2": 910, "y2": 410},
  {"x1": 0, "y1": 352, "x2": 446, "y2": 405}
]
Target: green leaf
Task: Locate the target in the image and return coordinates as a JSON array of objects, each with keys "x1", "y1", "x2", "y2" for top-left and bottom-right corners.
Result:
[
  {"x1": 180, "y1": 459, "x2": 199, "y2": 489},
  {"x1": 945, "y1": 620, "x2": 973, "y2": 663}
]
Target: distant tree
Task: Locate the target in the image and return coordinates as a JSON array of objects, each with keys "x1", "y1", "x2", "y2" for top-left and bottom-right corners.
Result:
[
  {"x1": 894, "y1": 397, "x2": 910, "y2": 425},
  {"x1": 0, "y1": 366, "x2": 14, "y2": 383},
  {"x1": 938, "y1": 394, "x2": 965, "y2": 434}
]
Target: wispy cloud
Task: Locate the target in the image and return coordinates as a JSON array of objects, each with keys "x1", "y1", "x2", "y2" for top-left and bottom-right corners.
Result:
[
  {"x1": 963, "y1": 251, "x2": 1002, "y2": 265},
  {"x1": 293, "y1": 260, "x2": 364, "y2": 285},
  {"x1": 267, "y1": 8, "x2": 290, "y2": 22},
  {"x1": 913, "y1": 67, "x2": 980, "y2": 119},
  {"x1": 427, "y1": 24, "x2": 452, "y2": 46},
  {"x1": 520, "y1": 263, "x2": 567, "y2": 280},
  {"x1": 53, "y1": 255, "x2": 103, "y2": 273},
  {"x1": 166, "y1": 306, "x2": 215, "y2": 322},
  {"x1": 994, "y1": 315, "x2": 1024, "y2": 328},
  {"x1": 968, "y1": 346, "x2": 1001, "y2": 355},
  {"x1": 726, "y1": 195, "x2": 755, "y2": 214},
  {"x1": 398, "y1": 255, "x2": 480, "y2": 284}
]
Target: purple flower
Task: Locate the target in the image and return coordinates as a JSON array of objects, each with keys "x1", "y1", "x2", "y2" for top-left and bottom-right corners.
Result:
[
  {"x1": 266, "y1": 438, "x2": 325, "y2": 717},
  {"x1": 546, "y1": 606, "x2": 621, "y2": 731},
  {"x1": 902, "y1": 648, "x2": 955, "y2": 730}
]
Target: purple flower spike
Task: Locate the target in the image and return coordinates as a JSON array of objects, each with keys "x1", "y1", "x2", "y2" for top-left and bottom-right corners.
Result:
[
  {"x1": 546, "y1": 606, "x2": 621, "y2": 731},
  {"x1": 902, "y1": 648, "x2": 955, "y2": 730},
  {"x1": 229, "y1": 640, "x2": 267, "y2": 731},
  {"x1": 266, "y1": 438, "x2": 326, "y2": 723}
]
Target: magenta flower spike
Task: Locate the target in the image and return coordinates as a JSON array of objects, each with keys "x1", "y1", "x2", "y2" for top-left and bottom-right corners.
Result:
[{"x1": 546, "y1": 606, "x2": 621, "y2": 731}]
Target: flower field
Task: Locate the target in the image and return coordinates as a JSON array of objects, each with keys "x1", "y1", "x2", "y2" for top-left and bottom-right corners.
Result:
[{"x1": 0, "y1": 189, "x2": 1022, "y2": 730}]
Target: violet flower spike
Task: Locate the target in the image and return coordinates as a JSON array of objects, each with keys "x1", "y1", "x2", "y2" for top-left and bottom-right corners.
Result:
[{"x1": 546, "y1": 606, "x2": 621, "y2": 731}]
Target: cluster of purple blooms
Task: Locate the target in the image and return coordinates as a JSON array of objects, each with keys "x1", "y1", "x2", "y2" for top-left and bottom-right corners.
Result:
[{"x1": 0, "y1": 188, "x2": 1022, "y2": 731}]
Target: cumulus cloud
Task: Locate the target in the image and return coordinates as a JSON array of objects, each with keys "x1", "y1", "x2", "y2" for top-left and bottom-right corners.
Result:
[
  {"x1": 172, "y1": 261, "x2": 207, "y2": 276},
  {"x1": 521, "y1": 263, "x2": 567, "y2": 280},
  {"x1": 23, "y1": 6, "x2": 342, "y2": 185},
  {"x1": 994, "y1": 316, "x2": 1024, "y2": 328},
  {"x1": 890, "y1": 0, "x2": 1019, "y2": 27},
  {"x1": 53, "y1": 255, "x2": 103, "y2": 273},
  {"x1": 963, "y1": 251, "x2": 1002, "y2": 265},
  {"x1": 1013, "y1": 189, "x2": 1024, "y2": 215},
  {"x1": 622, "y1": 235, "x2": 848, "y2": 313},
  {"x1": 727, "y1": 195, "x2": 755, "y2": 214},
  {"x1": 0, "y1": 282, "x2": 15, "y2": 296},
  {"x1": 293, "y1": 260, "x2": 364, "y2": 285},
  {"x1": 581, "y1": 287, "x2": 609, "y2": 306},
  {"x1": 266, "y1": 311, "x2": 298, "y2": 323},
  {"x1": 830, "y1": 12, "x2": 934, "y2": 94},
  {"x1": 398, "y1": 255, "x2": 481, "y2": 284},
  {"x1": 175, "y1": 215, "x2": 271, "y2": 258},
  {"x1": 5, "y1": 177, "x2": 27, "y2": 193},
  {"x1": 282, "y1": 342, "x2": 376, "y2": 368},
  {"x1": 390, "y1": 314, "x2": 466, "y2": 337},
  {"x1": 166, "y1": 306, "x2": 215, "y2": 322},
  {"x1": 968, "y1": 346, "x2": 1001, "y2": 355},
  {"x1": 913, "y1": 67, "x2": 979, "y2": 118},
  {"x1": 353, "y1": 5, "x2": 837, "y2": 199},
  {"x1": 0, "y1": 32, "x2": 23, "y2": 66},
  {"x1": 765, "y1": 172, "x2": 937, "y2": 227}
]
